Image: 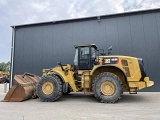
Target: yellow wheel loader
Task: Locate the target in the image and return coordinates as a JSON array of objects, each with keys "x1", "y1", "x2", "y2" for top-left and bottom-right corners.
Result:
[
  {"x1": 36, "y1": 44, "x2": 154, "y2": 103},
  {"x1": 0, "y1": 71, "x2": 9, "y2": 78}
]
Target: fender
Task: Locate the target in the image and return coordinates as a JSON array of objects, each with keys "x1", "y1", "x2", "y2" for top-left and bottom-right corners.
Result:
[
  {"x1": 51, "y1": 70, "x2": 78, "y2": 92},
  {"x1": 91, "y1": 65, "x2": 128, "y2": 88},
  {"x1": 91, "y1": 64, "x2": 126, "y2": 76},
  {"x1": 52, "y1": 70, "x2": 66, "y2": 82}
]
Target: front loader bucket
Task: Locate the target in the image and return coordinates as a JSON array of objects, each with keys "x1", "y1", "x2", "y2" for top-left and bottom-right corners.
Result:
[{"x1": 2, "y1": 73, "x2": 40, "y2": 102}]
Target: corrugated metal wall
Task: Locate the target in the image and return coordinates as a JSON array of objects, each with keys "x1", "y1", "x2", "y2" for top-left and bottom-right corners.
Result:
[{"x1": 13, "y1": 10, "x2": 160, "y2": 91}]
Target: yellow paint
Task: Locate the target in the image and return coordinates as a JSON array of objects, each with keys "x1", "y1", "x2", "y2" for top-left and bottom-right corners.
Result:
[
  {"x1": 100, "y1": 81, "x2": 115, "y2": 96},
  {"x1": 0, "y1": 71, "x2": 9, "y2": 77},
  {"x1": 42, "y1": 81, "x2": 54, "y2": 95},
  {"x1": 43, "y1": 64, "x2": 78, "y2": 92}
]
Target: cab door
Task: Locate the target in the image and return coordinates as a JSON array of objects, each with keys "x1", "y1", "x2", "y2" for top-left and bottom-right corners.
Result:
[{"x1": 78, "y1": 47, "x2": 91, "y2": 70}]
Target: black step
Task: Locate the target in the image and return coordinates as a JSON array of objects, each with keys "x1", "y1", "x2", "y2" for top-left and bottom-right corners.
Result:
[{"x1": 129, "y1": 87, "x2": 138, "y2": 94}]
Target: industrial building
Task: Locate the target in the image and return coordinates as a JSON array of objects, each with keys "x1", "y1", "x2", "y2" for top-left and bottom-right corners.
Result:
[{"x1": 11, "y1": 8, "x2": 160, "y2": 91}]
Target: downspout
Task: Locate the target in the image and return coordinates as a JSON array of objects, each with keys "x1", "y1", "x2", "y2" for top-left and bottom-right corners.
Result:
[{"x1": 10, "y1": 26, "x2": 16, "y2": 88}]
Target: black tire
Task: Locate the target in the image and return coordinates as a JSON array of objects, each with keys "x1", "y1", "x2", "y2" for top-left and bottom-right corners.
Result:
[
  {"x1": 36, "y1": 75, "x2": 63, "y2": 102},
  {"x1": 92, "y1": 72, "x2": 123, "y2": 103}
]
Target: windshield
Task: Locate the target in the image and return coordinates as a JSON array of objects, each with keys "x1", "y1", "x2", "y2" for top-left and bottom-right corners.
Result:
[{"x1": 80, "y1": 47, "x2": 90, "y2": 59}]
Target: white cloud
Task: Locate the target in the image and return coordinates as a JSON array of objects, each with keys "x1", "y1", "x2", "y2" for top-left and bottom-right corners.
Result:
[
  {"x1": 31, "y1": 1, "x2": 51, "y2": 12},
  {"x1": 122, "y1": 0, "x2": 160, "y2": 12},
  {"x1": 0, "y1": 0, "x2": 7, "y2": 5}
]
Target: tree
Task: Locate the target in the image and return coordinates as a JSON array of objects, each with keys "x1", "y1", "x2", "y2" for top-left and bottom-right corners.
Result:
[{"x1": 0, "y1": 61, "x2": 10, "y2": 72}]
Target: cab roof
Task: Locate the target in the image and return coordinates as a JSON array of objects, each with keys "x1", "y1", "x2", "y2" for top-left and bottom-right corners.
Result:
[{"x1": 74, "y1": 44, "x2": 97, "y2": 49}]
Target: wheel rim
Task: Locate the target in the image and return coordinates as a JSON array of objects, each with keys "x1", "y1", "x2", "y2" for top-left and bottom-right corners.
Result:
[
  {"x1": 100, "y1": 81, "x2": 115, "y2": 96},
  {"x1": 42, "y1": 81, "x2": 54, "y2": 95}
]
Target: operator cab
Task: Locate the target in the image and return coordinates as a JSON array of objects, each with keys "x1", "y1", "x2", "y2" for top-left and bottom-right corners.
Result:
[{"x1": 74, "y1": 44, "x2": 97, "y2": 70}]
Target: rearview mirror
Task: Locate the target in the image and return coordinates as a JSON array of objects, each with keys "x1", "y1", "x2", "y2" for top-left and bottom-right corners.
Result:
[{"x1": 108, "y1": 46, "x2": 112, "y2": 55}]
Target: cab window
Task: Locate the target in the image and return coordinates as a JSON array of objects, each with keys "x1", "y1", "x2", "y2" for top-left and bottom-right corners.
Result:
[{"x1": 80, "y1": 47, "x2": 90, "y2": 59}]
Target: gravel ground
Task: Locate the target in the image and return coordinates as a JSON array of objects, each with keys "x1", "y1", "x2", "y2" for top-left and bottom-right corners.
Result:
[{"x1": 0, "y1": 84, "x2": 160, "y2": 120}]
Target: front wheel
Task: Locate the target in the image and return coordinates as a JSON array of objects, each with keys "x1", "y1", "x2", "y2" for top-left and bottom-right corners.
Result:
[
  {"x1": 36, "y1": 75, "x2": 63, "y2": 102},
  {"x1": 92, "y1": 72, "x2": 123, "y2": 103}
]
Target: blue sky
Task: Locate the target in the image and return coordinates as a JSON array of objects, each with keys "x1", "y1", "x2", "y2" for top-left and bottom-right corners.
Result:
[{"x1": 0, "y1": 0, "x2": 160, "y2": 62}]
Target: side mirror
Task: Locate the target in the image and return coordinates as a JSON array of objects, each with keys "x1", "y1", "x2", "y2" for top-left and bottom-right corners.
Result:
[{"x1": 108, "y1": 46, "x2": 112, "y2": 55}]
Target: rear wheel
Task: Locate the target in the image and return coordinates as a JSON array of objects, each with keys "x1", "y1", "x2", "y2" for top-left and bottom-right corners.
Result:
[
  {"x1": 36, "y1": 75, "x2": 63, "y2": 102},
  {"x1": 92, "y1": 72, "x2": 123, "y2": 103}
]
